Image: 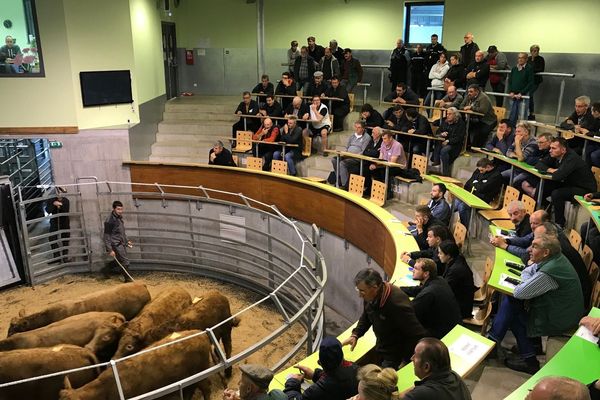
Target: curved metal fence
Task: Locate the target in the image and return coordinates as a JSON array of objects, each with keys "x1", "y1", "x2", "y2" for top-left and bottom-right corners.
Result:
[{"x1": 4, "y1": 180, "x2": 327, "y2": 399}]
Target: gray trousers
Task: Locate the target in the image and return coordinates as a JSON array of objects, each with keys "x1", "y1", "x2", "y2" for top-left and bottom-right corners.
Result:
[
  {"x1": 113, "y1": 244, "x2": 130, "y2": 267},
  {"x1": 333, "y1": 157, "x2": 360, "y2": 187}
]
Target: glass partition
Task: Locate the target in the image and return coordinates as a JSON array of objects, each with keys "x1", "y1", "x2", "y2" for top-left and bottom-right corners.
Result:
[{"x1": 0, "y1": 0, "x2": 44, "y2": 77}]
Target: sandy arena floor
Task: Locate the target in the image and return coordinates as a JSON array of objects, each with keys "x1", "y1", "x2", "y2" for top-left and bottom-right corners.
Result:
[{"x1": 0, "y1": 272, "x2": 307, "y2": 399}]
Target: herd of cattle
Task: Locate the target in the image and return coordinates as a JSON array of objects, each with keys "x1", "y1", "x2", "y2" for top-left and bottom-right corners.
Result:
[{"x1": 0, "y1": 282, "x2": 240, "y2": 399}]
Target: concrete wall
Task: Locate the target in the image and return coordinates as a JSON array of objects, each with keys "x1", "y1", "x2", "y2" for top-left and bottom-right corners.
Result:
[
  {"x1": 2, "y1": 0, "x2": 169, "y2": 130},
  {"x1": 129, "y1": 94, "x2": 166, "y2": 161}
]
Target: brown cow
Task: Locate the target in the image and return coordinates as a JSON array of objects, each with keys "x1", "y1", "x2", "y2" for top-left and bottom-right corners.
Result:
[
  {"x1": 0, "y1": 312, "x2": 125, "y2": 359},
  {"x1": 8, "y1": 282, "x2": 150, "y2": 336},
  {"x1": 59, "y1": 330, "x2": 212, "y2": 400},
  {"x1": 144, "y1": 290, "x2": 239, "y2": 377},
  {"x1": 0, "y1": 345, "x2": 100, "y2": 400},
  {"x1": 112, "y1": 286, "x2": 192, "y2": 359}
]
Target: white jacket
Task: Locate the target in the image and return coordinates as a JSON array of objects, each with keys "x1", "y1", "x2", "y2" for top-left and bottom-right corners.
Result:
[{"x1": 429, "y1": 61, "x2": 450, "y2": 88}]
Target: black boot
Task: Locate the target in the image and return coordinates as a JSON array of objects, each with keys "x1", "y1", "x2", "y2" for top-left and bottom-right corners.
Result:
[{"x1": 505, "y1": 355, "x2": 540, "y2": 374}]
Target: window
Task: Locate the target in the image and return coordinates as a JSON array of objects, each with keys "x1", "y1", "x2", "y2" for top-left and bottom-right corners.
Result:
[
  {"x1": 0, "y1": 0, "x2": 45, "y2": 77},
  {"x1": 404, "y1": 2, "x2": 445, "y2": 45}
]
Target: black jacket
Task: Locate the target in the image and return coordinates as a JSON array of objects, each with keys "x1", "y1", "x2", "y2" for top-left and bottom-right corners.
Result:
[
  {"x1": 304, "y1": 81, "x2": 329, "y2": 98},
  {"x1": 208, "y1": 147, "x2": 236, "y2": 167},
  {"x1": 439, "y1": 117, "x2": 466, "y2": 148},
  {"x1": 260, "y1": 101, "x2": 283, "y2": 119},
  {"x1": 535, "y1": 149, "x2": 597, "y2": 192},
  {"x1": 284, "y1": 363, "x2": 359, "y2": 400},
  {"x1": 465, "y1": 60, "x2": 490, "y2": 88},
  {"x1": 409, "y1": 114, "x2": 433, "y2": 136},
  {"x1": 389, "y1": 46, "x2": 409, "y2": 83},
  {"x1": 385, "y1": 111, "x2": 411, "y2": 132},
  {"x1": 404, "y1": 370, "x2": 472, "y2": 400},
  {"x1": 401, "y1": 277, "x2": 462, "y2": 339},
  {"x1": 234, "y1": 100, "x2": 259, "y2": 116},
  {"x1": 428, "y1": 198, "x2": 451, "y2": 226},
  {"x1": 364, "y1": 110, "x2": 384, "y2": 130},
  {"x1": 353, "y1": 283, "x2": 427, "y2": 362},
  {"x1": 363, "y1": 137, "x2": 383, "y2": 158},
  {"x1": 324, "y1": 85, "x2": 350, "y2": 113},
  {"x1": 280, "y1": 126, "x2": 304, "y2": 158},
  {"x1": 463, "y1": 167, "x2": 503, "y2": 203},
  {"x1": 407, "y1": 247, "x2": 446, "y2": 276},
  {"x1": 443, "y1": 255, "x2": 476, "y2": 319},
  {"x1": 411, "y1": 216, "x2": 443, "y2": 250},
  {"x1": 251, "y1": 82, "x2": 274, "y2": 104},
  {"x1": 47, "y1": 197, "x2": 70, "y2": 230},
  {"x1": 384, "y1": 88, "x2": 420, "y2": 105},
  {"x1": 308, "y1": 45, "x2": 325, "y2": 63},
  {"x1": 446, "y1": 63, "x2": 466, "y2": 89},
  {"x1": 515, "y1": 214, "x2": 532, "y2": 238},
  {"x1": 275, "y1": 81, "x2": 297, "y2": 110},
  {"x1": 460, "y1": 42, "x2": 479, "y2": 69}
]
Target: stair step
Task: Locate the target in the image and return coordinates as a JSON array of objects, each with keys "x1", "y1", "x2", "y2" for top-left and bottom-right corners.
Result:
[
  {"x1": 151, "y1": 142, "x2": 207, "y2": 157},
  {"x1": 158, "y1": 121, "x2": 232, "y2": 134},
  {"x1": 164, "y1": 103, "x2": 233, "y2": 113},
  {"x1": 155, "y1": 133, "x2": 223, "y2": 143},
  {"x1": 148, "y1": 155, "x2": 207, "y2": 164},
  {"x1": 163, "y1": 111, "x2": 238, "y2": 122}
]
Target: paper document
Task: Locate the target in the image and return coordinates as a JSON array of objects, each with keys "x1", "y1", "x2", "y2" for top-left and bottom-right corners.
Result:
[
  {"x1": 449, "y1": 334, "x2": 489, "y2": 361},
  {"x1": 575, "y1": 325, "x2": 599, "y2": 344}
]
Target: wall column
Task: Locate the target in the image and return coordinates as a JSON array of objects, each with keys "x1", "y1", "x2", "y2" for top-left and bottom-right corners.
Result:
[{"x1": 256, "y1": 0, "x2": 265, "y2": 80}]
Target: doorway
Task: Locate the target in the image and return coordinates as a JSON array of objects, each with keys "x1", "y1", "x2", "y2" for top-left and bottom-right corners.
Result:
[{"x1": 161, "y1": 22, "x2": 178, "y2": 99}]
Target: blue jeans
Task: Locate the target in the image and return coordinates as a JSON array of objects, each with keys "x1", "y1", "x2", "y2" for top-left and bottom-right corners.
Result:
[
  {"x1": 273, "y1": 150, "x2": 297, "y2": 175},
  {"x1": 454, "y1": 199, "x2": 471, "y2": 226},
  {"x1": 508, "y1": 98, "x2": 529, "y2": 127},
  {"x1": 488, "y1": 295, "x2": 536, "y2": 359}
]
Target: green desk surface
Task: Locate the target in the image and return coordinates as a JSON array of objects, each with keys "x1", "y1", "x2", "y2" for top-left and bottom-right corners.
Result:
[
  {"x1": 575, "y1": 195, "x2": 600, "y2": 231},
  {"x1": 269, "y1": 219, "x2": 420, "y2": 392},
  {"x1": 487, "y1": 226, "x2": 523, "y2": 295},
  {"x1": 506, "y1": 308, "x2": 600, "y2": 400},
  {"x1": 471, "y1": 148, "x2": 552, "y2": 180},
  {"x1": 425, "y1": 175, "x2": 491, "y2": 209},
  {"x1": 396, "y1": 325, "x2": 495, "y2": 392}
]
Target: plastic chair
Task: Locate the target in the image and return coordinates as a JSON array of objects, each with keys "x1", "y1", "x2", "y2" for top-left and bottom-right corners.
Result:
[
  {"x1": 463, "y1": 289, "x2": 495, "y2": 335},
  {"x1": 589, "y1": 261, "x2": 599, "y2": 285},
  {"x1": 474, "y1": 257, "x2": 494, "y2": 303},
  {"x1": 581, "y1": 245, "x2": 594, "y2": 272},
  {"x1": 493, "y1": 106, "x2": 506, "y2": 124},
  {"x1": 302, "y1": 136, "x2": 312, "y2": 157},
  {"x1": 395, "y1": 154, "x2": 426, "y2": 202}
]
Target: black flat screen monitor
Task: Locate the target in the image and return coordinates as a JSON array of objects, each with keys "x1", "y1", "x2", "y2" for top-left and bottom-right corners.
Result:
[{"x1": 79, "y1": 70, "x2": 133, "y2": 107}]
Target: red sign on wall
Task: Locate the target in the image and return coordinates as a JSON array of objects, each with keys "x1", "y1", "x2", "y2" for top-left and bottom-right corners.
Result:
[{"x1": 185, "y1": 50, "x2": 194, "y2": 65}]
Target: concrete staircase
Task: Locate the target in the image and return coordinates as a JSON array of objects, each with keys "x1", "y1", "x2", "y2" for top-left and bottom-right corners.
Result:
[{"x1": 149, "y1": 96, "x2": 238, "y2": 164}]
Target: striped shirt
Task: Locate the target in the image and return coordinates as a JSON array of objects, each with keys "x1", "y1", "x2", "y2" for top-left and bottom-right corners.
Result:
[{"x1": 513, "y1": 263, "x2": 559, "y2": 300}]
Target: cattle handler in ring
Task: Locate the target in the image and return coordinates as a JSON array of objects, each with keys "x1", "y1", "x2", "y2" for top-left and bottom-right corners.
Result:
[{"x1": 102, "y1": 200, "x2": 133, "y2": 282}]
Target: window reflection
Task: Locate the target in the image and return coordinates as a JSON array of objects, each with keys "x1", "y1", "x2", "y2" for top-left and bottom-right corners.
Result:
[{"x1": 0, "y1": 0, "x2": 43, "y2": 76}]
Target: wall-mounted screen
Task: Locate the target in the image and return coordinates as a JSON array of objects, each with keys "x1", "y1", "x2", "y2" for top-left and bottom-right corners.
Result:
[
  {"x1": 79, "y1": 70, "x2": 133, "y2": 107},
  {"x1": 0, "y1": 0, "x2": 44, "y2": 77}
]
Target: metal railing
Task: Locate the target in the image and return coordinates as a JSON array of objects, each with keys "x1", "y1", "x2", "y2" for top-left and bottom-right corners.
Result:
[
  {"x1": 362, "y1": 64, "x2": 575, "y2": 123},
  {"x1": 6, "y1": 180, "x2": 327, "y2": 400}
]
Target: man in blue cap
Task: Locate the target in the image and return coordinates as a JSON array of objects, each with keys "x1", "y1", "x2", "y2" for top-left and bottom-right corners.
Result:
[{"x1": 284, "y1": 336, "x2": 359, "y2": 400}]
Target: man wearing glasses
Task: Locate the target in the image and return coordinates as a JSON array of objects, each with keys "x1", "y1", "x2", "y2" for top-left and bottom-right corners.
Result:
[{"x1": 341, "y1": 268, "x2": 426, "y2": 369}]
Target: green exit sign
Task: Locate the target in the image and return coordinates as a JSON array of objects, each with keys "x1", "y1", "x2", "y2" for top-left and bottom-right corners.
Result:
[{"x1": 49, "y1": 141, "x2": 63, "y2": 148}]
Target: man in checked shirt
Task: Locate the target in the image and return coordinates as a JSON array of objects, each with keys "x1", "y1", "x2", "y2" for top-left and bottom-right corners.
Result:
[{"x1": 487, "y1": 234, "x2": 584, "y2": 375}]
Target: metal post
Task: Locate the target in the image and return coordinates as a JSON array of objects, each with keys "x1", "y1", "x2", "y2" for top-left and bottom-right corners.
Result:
[
  {"x1": 17, "y1": 187, "x2": 33, "y2": 286},
  {"x1": 555, "y1": 79, "x2": 566, "y2": 125},
  {"x1": 109, "y1": 360, "x2": 126, "y2": 400},
  {"x1": 267, "y1": 216, "x2": 274, "y2": 289},
  {"x1": 256, "y1": 0, "x2": 265, "y2": 81},
  {"x1": 306, "y1": 307, "x2": 313, "y2": 355},
  {"x1": 379, "y1": 69, "x2": 385, "y2": 105},
  {"x1": 519, "y1": 100, "x2": 526, "y2": 122},
  {"x1": 335, "y1": 156, "x2": 340, "y2": 188}
]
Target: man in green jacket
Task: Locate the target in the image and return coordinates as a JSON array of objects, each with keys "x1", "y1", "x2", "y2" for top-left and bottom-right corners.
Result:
[
  {"x1": 507, "y1": 52, "x2": 534, "y2": 126},
  {"x1": 487, "y1": 234, "x2": 584, "y2": 374}
]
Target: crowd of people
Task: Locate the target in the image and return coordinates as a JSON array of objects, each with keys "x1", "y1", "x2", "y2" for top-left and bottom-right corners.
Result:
[{"x1": 207, "y1": 33, "x2": 600, "y2": 398}]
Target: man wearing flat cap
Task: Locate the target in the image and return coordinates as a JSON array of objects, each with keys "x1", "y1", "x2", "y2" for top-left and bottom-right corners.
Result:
[
  {"x1": 304, "y1": 70, "x2": 329, "y2": 98},
  {"x1": 223, "y1": 364, "x2": 286, "y2": 400}
]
